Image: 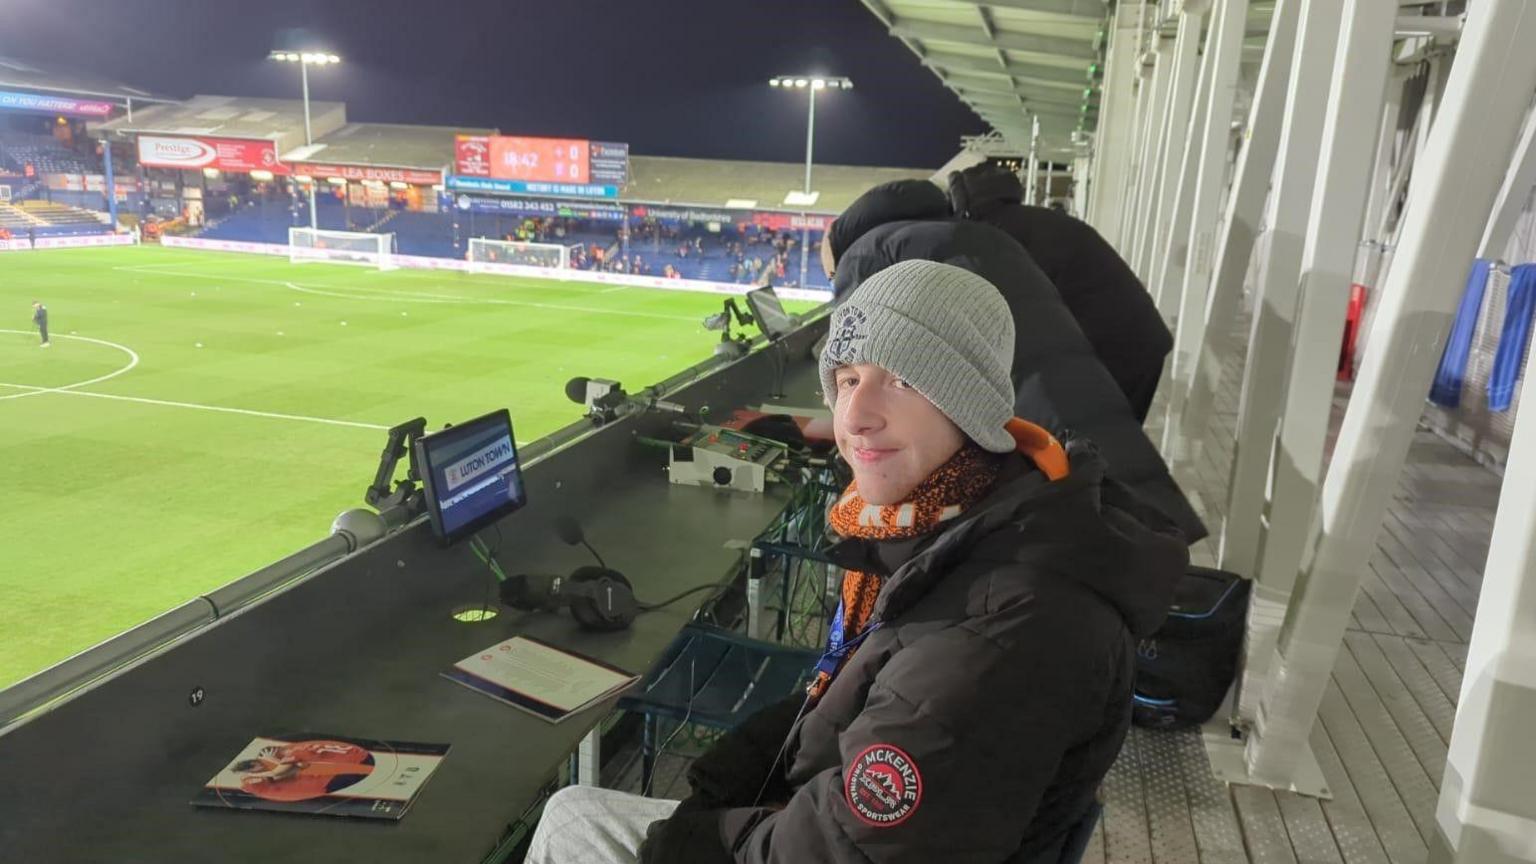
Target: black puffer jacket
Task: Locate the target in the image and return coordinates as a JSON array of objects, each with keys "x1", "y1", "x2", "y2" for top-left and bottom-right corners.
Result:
[
  {"x1": 830, "y1": 181, "x2": 1206, "y2": 543},
  {"x1": 949, "y1": 165, "x2": 1173, "y2": 422},
  {"x1": 656, "y1": 443, "x2": 1188, "y2": 864}
]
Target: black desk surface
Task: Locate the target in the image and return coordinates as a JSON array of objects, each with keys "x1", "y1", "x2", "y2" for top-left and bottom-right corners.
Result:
[{"x1": 0, "y1": 446, "x2": 793, "y2": 863}]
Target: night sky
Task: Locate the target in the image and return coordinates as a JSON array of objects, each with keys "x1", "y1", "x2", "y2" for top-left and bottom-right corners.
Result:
[{"x1": 0, "y1": 0, "x2": 988, "y2": 169}]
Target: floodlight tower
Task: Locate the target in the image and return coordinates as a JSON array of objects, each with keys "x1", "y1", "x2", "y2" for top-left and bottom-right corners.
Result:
[
  {"x1": 268, "y1": 48, "x2": 341, "y2": 230},
  {"x1": 769, "y1": 75, "x2": 853, "y2": 288}
]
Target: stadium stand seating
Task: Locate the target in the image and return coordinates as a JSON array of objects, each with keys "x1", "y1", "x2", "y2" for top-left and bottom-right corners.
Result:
[
  {"x1": 0, "y1": 133, "x2": 99, "y2": 175},
  {"x1": 387, "y1": 210, "x2": 456, "y2": 259},
  {"x1": 199, "y1": 198, "x2": 296, "y2": 245},
  {"x1": 189, "y1": 198, "x2": 833, "y2": 287},
  {"x1": 0, "y1": 200, "x2": 110, "y2": 236}
]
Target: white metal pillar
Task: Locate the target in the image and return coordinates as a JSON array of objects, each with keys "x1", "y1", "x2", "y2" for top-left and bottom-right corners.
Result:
[
  {"x1": 1167, "y1": 0, "x2": 1302, "y2": 474},
  {"x1": 1360, "y1": 70, "x2": 1407, "y2": 248},
  {"x1": 1117, "y1": 9, "x2": 1162, "y2": 254},
  {"x1": 1245, "y1": 0, "x2": 1536, "y2": 784},
  {"x1": 1477, "y1": 100, "x2": 1536, "y2": 259},
  {"x1": 1156, "y1": 0, "x2": 1250, "y2": 361},
  {"x1": 1235, "y1": 0, "x2": 1397, "y2": 729},
  {"x1": 1128, "y1": 31, "x2": 1176, "y2": 273},
  {"x1": 1087, "y1": 2, "x2": 1148, "y2": 238},
  {"x1": 1429, "y1": 330, "x2": 1536, "y2": 862},
  {"x1": 1215, "y1": 0, "x2": 1346, "y2": 581},
  {"x1": 1146, "y1": 3, "x2": 1209, "y2": 309},
  {"x1": 1072, "y1": 153, "x2": 1092, "y2": 217},
  {"x1": 1134, "y1": 13, "x2": 1199, "y2": 280}
]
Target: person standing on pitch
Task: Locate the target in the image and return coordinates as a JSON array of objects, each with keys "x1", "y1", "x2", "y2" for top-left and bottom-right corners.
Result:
[{"x1": 32, "y1": 301, "x2": 49, "y2": 347}]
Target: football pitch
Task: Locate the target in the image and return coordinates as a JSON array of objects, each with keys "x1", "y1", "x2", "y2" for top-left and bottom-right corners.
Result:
[{"x1": 0, "y1": 245, "x2": 810, "y2": 690}]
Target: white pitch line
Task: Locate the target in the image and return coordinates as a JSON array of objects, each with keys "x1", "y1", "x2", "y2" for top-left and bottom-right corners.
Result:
[
  {"x1": 107, "y1": 264, "x2": 698, "y2": 322},
  {"x1": 0, "y1": 383, "x2": 390, "y2": 430},
  {"x1": 0, "y1": 330, "x2": 140, "y2": 402},
  {"x1": 598, "y1": 286, "x2": 629, "y2": 294}
]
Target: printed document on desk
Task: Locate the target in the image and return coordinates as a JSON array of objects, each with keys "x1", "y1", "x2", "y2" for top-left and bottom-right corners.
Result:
[{"x1": 443, "y1": 635, "x2": 640, "y2": 722}]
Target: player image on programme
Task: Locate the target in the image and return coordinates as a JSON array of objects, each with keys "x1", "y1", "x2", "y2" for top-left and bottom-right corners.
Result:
[
  {"x1": 194, "y1": 734, "x2": 450, "y2": 820},
  {"x1": 229, "y1": 738, "x2": 376, "y2": 803}
]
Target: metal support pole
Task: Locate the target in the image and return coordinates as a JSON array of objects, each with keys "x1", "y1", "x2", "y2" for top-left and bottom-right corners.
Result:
[
  {"x1": 1026, "y1": 116, "x2": 1041, "y2": 204},
  {"x1": 799, "y1": 88, "x2": 816, "y2": 289},
  {"x1": 1360, "y1": 70, "x2": 1407, "y2": 248},
  {"x1": 1215, "y1": 0, "x2": 1346, "y2": 581},
  {"x1": 1168, "y1": 0, "x2": 1301, "y2": 475},
  {"x1": 1477, "y1": 99, "x2": 1536, "y2": 260},
  {"x1": 1072, "y1": 153, "x2": 1091, "y2": 217},
  {"x1": 1429, "y1": 319, "x2": 1536, "y2": 862},
  {"x1": 1117, "y1": 30, "x2": 1160, "y2": 253},
  {"x1": 1147, "y1": 5, "x2": 1208, "y2": 312},
  {"x1": 1158, "y1": 0, "x2": 1251, "y2": 426},
  {"x1": 577, "y1": 728, "x2": 601, "y2": 786},
  {"x1": 1128, "y1": 35, "x2": 1175, "y2": 271},
  {"x1": 102, "y1": 136, "x2": 118, "y2": 230},
  {"x1": 301, "y1": 60, "x2": 317, "y2": 232},
  {"x1": 1133, "y1": 18, "x2": 1197, "y2": 280},
  {"x1": 1244, "y1": 0, "x2": 1536, "y2": 784},
  {"x1": 1236, "y1": 0, "x2": 1396, "y2": 731},
  {"x1": 1087, "y1": 2, "x2": 1146, "y2": 236}
]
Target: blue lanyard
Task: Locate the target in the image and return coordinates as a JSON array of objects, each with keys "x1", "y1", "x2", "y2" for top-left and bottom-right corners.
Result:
[{"x1": 814, "y1": 599, "x2": 882, "y2": 681}]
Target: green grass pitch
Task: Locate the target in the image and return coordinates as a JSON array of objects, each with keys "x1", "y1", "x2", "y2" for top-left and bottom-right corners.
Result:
[{"x1": 0, "y1": 245, "x2": 816, "y2": 690}]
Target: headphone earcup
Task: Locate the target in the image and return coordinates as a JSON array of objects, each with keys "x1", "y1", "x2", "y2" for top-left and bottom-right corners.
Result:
[{"x1": 568, "y1": 567, "x2": 636, "y2": 632}]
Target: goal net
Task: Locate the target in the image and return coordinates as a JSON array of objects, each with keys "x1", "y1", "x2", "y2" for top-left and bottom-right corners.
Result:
[
  {"x1": 289, "y1": 227, "x2": 397, "y2": 270},
  {"x1": 468, "y1": 238, "x2": 581, "y2": 271}
]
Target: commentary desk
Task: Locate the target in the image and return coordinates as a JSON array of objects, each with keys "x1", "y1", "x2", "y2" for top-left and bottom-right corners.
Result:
[{"x1": 0, "y1": 324, "x2": 827, "y2": 863}]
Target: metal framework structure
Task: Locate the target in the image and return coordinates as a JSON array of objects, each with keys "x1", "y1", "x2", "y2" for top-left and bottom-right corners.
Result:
[{"x1": 862, "y1": 0, "x2": 1528, "y2": 860}]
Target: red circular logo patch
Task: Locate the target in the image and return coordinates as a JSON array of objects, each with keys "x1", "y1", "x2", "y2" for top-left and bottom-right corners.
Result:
[{"x1": 845, "y1": 743, "x2": 922, "y2": 827}]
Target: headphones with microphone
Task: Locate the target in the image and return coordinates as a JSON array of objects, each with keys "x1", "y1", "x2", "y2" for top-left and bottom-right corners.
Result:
[{"x1": 499, "y1": 517, "x2": 639, "y2": 631}]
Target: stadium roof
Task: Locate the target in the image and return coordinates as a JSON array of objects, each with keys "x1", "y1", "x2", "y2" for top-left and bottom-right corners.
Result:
[
  {"x1": 860, "y1": 1, "x2": 1281, "y2": 160},
  {"x1": 94, "y1": 94, "x2": 347, "y2": 154},
  {"x1": 0, "y1": 54, "x2": 166, "y2": 103},
  {"x1": 283, "y1": 122, "x2": 494, "y2": 171},
  {"x1": 627, "y1": 155, "x2": 933, "y2": 215},
  {"x1": 857, "y1": 0, "x2": 1108, "y2": 159}
]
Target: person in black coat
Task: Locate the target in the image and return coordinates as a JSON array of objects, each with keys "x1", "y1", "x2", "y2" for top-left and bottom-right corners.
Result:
[
  {"x1": 821, "y1": 180, "x2": 1206, "y2": 544},
  {"x1": 948, "y1": 164, "x2": 1172, "y2": 422},
  {"x1": 32, "y1": 301, "x2": 49, "y2": 347}
]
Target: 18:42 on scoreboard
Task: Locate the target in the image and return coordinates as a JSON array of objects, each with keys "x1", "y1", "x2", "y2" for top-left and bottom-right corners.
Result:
[{"x1": 454, "y1": 135, "x2": 628, "y2": 186}]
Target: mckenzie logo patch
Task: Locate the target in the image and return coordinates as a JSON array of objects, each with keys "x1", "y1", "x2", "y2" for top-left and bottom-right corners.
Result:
[{"x1": 845, "y1": 743, "x2": 922, "y2": 827}]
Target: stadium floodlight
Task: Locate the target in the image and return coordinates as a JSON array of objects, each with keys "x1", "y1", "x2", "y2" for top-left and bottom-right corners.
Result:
[
  {"x1": 267, "y1": 46, "x2": 340, "y2": 231},
  {"x1": 770, "y1": 73, "x2": 852, "y2": 288}
]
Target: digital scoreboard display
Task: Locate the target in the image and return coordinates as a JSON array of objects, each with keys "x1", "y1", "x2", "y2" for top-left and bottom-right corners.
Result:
[{"x1": 455, "y1": 135, "x2": 628, "y2": 186}]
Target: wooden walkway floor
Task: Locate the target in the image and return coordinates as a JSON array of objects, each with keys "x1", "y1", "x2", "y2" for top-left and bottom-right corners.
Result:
[
  {"x1": 1085, "y1": 329, "x2": 1499, "y2": 864},
  {"x1": 605, "y1": 317, "x2": 1503, "y2": 864}
]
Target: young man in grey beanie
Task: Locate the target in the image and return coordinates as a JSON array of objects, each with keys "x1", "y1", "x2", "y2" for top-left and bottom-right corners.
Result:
[{"x1": 524, "y1": 260, "x2": 1187, "y2": 864}]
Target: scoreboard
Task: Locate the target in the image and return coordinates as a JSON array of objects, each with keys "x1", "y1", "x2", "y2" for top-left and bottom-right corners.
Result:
[{"x1": 455, "y1": 135, "x2": 628, "y2": 186}]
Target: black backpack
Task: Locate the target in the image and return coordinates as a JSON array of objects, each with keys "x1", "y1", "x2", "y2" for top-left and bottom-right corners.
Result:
[{"x1": 1132, "y1": 566, "x2": 1251, "y2": 729}]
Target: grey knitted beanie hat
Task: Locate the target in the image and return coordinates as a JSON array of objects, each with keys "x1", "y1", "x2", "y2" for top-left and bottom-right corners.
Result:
[{"x1": 820, "y1": 259, "x2": 1016, "y2": 453}]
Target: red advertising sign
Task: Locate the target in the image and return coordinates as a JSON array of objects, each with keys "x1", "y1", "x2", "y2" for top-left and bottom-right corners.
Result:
[
  {"x1": 136, "y1": 135, "x2": 290, "y2": 175},
  {"x1": 455, "y1": 135, "x2": 590, "y2": 184},
  {"x1": 751, "y1": 212, "x2": 832, "y2": 231},
  {"x1": 289, "y1": 162, "x2": 442, "y2": 185}
]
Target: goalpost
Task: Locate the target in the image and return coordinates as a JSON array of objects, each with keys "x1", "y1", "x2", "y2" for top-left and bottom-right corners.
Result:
[
  {"x1": 289, "y1": 227, "x2": 398, "y2": 270},
  {"x1": 467, "y1": 237, "x2": 582, "y2": 271}
]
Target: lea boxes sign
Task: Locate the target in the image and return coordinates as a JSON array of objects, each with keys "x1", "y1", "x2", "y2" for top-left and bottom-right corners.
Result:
[
  {"x1": 137, "y1": 136, "x2": 289, "y2": 174},
  {"x1": 289, "y1": 163, "x2": 441, "y2": 185}
]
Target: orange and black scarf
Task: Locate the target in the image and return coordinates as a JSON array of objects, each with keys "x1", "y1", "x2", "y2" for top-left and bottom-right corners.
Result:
[{"x1": 807, "y1": 419, "x2": 1069, "y2": 700}]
